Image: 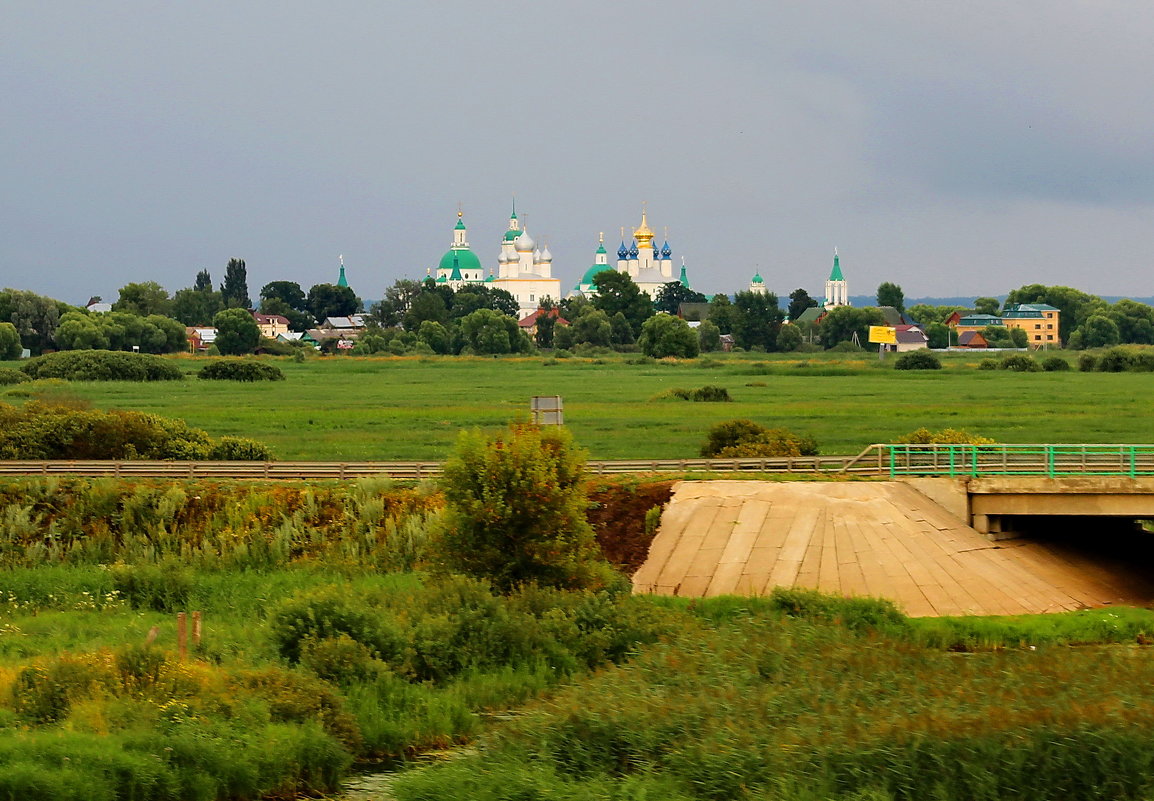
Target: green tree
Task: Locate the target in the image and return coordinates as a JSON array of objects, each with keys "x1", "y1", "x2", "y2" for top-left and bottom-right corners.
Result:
[
  {"x1": 213, "y1": 308, "x2": 260, "y2": 355},
  {"x1": 875, "y1": 282, "x2": 905, "y2": 312},
  {"x1": 436, "y1": 423, "x2": 610, "y2": 591},
  {"x1": 535, "y1": 313, "x2": 556, "y2": 349},
  {"x1": 306, "y1": 283, "x2": 359, "y2": 322},
  {"x1": 450, "y1": 285, "x2": 519, "y2": 320},
  {"x1": 973, "y1": 297, "x2": 1002, "y2": 316},
  {"x1": 171, "y1": 287, "x2": 224, "y2": 326},
  {"x1": 193, "y1": 269, "x2": 213, "y2": 292},
  {"x1": 707, "y1": 294, "x2": 736, "y2": 335},
  {"x1": 592, "y1": 271, "x2": 653, "y2": 337},
  {"x1": 0, "y1": 322, "x2": 24, "y2": 359},
  {"x1": 418, "y1": 320, "x2": 451, "y2": 354},
  {"x1": 144, "y1": 315, "x2": 188, "y2": 353},
  {"x1": 457, "y1": 308, "x2": 531, "y2": 355},
  {"x1": 259, "y1": 281, "x2": 308, "y2": 313},
  {"x1": 54, "y1": 313, "x2": 110, "y2": 351},
  {"x1": 819, "y1": 306, "x2": 885, "y2": 349},
  {"x1": 1107, "y1": 299, "x2": 1154, "y2": 344},
  {"x1": 0, "y1": 289, "x2": 65, "y2": 354},
  {"x1": 114, "y1": 281, "x2": 172, "y2": 317},
  {"x1": 731, "y1": 291, "x2": 783, "y2": 351},
  {"x1": 609, "y1": 311, "x2": 635, "y2": 346},
  {"x1": 787, "y1": 288, "x2": 818, "y2": 322},
  {"x1": 220, "y1": 259, "x2": 252, "y2": 309},
  {"x1": 638, "y1": 314, "x2": 700, "y2": 359},
  {"x1": 1079, "y1": 314, "x2": 1122, "y2": 348},
  {"x1": 259, "y1": 297, "x2": 314, "y2": 333},
  {"x1": 371, "y1": 279, "x2": 424, "y2": 328},
  {"x1": 981, "y1": 325, "x2": 1014, "y2": 347},
  {"x1": 403, "y1": 291, "x2": 449, "y2": 331},
  {"x1": 653, "y1": 282, "x2": 707, "y2": 315},
  {"x1": 698, "y1": 319, "x2": 722, "y2": 352},
  {"x1": 568, "y1": 307, "x2": 613, "y2": 348},
  {"x1": 775, "y1": 323, "x2": 803, "y2": 352},
  {"x1": 925, "y1": 322, "x2": 951, "y2": 349},
  {"x1": 907, "y1": 304, "x2": 968, "y2": 326}
]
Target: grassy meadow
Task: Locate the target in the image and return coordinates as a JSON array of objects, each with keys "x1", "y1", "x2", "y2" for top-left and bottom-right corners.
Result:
[{"x1": 5, "y1": 350, "x2": 1154, "y2": 460}]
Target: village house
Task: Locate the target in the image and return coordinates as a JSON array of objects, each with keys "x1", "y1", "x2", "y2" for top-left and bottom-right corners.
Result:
[{"x1": 252, "y1": 312, "x2": 290, "y2": 339}]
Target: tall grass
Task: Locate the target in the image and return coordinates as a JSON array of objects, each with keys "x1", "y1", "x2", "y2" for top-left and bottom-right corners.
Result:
[{"x1": 395, "y1": 599, "x2": 1154, "y2": 801}]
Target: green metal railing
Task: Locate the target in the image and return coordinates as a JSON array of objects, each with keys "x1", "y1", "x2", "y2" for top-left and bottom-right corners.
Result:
[{"x1": 885, "y1": 444, "x2": 1154, "y2": 478}]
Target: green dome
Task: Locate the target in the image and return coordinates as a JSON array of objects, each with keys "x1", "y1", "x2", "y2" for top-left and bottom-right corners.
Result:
[
  {"x1": 503, "y1": 229, "x2": 520, "y2": 242},
  {"x1": 751, "y1": 272, "x2": 763, "y2": 284},
  {"x1": 439, "y1": 247, "x2": 482, "y2": 273},
  {"x1": 580, "y1": 264, "x2": 614, "y2": 286}
]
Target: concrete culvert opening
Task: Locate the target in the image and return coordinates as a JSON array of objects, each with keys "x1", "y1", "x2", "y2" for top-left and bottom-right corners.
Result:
[{"x1": 990, "y1": 515, "x2": 1154, "y2": 608}]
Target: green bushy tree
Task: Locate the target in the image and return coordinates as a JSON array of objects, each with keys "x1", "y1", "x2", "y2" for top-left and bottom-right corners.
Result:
[
  {"x1": 0, "y1": 321, "x2": 24, "y2": 359},
  {"x1": 638, "y1": 314, "x2": 699, "y2": 359},
  {"x1": 213, "y1": 308, "x2": 260, "y2": 355},
  {"x1": 436, "y1": 423, "x2": 612, "y2": 592}
]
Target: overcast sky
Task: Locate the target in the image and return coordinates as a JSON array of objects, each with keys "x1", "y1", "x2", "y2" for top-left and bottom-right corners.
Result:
[{"x1": 3, "y1": 1, "x2": 1154, "y2": 305}]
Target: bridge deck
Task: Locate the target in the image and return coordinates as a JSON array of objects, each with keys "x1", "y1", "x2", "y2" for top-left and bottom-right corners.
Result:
[{"x1": 632, "y1": 481, "x2": 1154, "y2": 617}]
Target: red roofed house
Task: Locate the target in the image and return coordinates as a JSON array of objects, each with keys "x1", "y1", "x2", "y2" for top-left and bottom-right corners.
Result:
[{"x1": 518, "y1": 307, "x2": 569, "y2": 338}]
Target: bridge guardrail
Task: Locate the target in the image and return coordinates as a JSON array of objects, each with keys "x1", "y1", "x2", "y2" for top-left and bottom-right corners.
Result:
[{"x1": 884, "y1": 444, "x2": 1154, "y2": 478}]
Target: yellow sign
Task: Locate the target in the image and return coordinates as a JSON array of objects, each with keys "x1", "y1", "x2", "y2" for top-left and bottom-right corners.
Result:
[{"x1": 869, "y1": 326, "x2": 897, "y2": 344}]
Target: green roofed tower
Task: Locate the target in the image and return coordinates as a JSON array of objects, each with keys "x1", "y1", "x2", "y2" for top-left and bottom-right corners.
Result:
[{"x1": 824, "y1": 248, "x2": 848, "y2": 308}]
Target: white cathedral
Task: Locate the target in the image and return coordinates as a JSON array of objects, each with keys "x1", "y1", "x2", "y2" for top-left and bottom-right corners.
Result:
[
  {"x1": 432, "y1": 204, "x2": 561, "y2": 317},
  {"x1": 571, "y1": 209, "x2": 691, "y2": 299}
]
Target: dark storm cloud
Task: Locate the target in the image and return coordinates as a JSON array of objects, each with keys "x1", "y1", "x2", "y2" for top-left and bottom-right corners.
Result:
[{"x1": 2, "y1": 0, "x2": 1153, "y2": 301}]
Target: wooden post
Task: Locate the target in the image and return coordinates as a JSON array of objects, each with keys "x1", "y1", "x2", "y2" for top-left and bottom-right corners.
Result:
[
  {"x1": 177, "y1": 612, "x2": 187, "y2": 661},
  {"x1": 192, "y1": 611, "x2": 202, "y2": 648}
]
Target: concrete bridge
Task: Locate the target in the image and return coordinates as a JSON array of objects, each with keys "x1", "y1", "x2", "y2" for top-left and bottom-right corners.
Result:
[
  {"x1": 633, "y1": 474, "x2": 1154, "y2": 617},
  {"x1": 904, "y1": 476, "x2": 1154, "y2": 539}
]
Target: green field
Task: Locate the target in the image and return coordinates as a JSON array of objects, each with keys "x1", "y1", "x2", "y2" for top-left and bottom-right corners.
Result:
[{"x1": 5, "y1": 352, "x2": 1154, "y2": 460}]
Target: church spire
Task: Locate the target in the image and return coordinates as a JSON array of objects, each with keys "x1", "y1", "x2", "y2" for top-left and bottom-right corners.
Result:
[
  {"x1": 337, "y1": 255, "x2": 348, "y2": 287},
  {"x1": 829, "y1": 248, "x2": 844, "y2": 281}
]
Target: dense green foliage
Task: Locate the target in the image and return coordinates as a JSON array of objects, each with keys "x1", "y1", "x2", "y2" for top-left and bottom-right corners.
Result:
[
  {"x1": 55, "y1": 310, "x2": 187, "y2": 353},
  {"x1": 0, "y1": 323, "x2": 20, "y2": 360},
  {"x1": 19, "y1": 350, "x2": 184, "y2": 382},
  {"x1": 437, "y1": 424, "x2": 614, "y2": 591},
  {"x1": 893, "y1": 350, "x2": 941, "y2": 370},
  {"x1": 638, "y1": 314, "x2": 699, "y2": 359},
  {"x1": 197, "y1": 360, "x2": 285, "y2": 382},
  {"x1": 0, "y1": 369, "x2": 28, "y2": 386},
  {"x1": 701, "y1": 419, "x2": 819, "y2": 457},
  {"x1": 0, "y1": 403, "x2": 272, "y2": 462},
  {"x1": 651, "y1": 385, "x2": 732, "y2": 402},
  {"x1": 212, "y1": 308, "x2": 260, "y2": 355}
]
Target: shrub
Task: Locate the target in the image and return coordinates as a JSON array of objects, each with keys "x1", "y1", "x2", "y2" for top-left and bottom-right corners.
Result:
[
  {"x1": 268, "y1": 590, "x2": 406, "y2": 665},
  {"x1": 197, "y1": 360, "x2": 285, "y2": 382},
  {"x1": 0, "y1": 401, "x2": 272, "y2": 461},
  {"x1": 701, "y1": 419, "x2": 769, "y2": 457},
  {"x1": 715, "y1": 429, "x2": 820, "y2": 458},
  {"x1": 894, "y1": 351, "x2": 941, "y2": 370},
  {"x1": 701, "y1": 419, "x2": 818, "y2": 458},
  {"x1": 1097, "y1": 347, "x2": 1135, "y2": 373},
  {"x1": 896, "y1": 427, "x2": 995, "y2": 445},
  {"x1": 110, "y1": 560, "x2": 193, "y2": 612},
  {"x1": 11, "y1": 655, "x2": 113, "y2": 724},
  {"x1": 1041, "y1": 356, "x2": 1071, "y2": 371},
  {"x1": 300, "y1": 635, "x2": 386, "y2": 686},
  {"x1": 0, "y1": 368, "x2": 29, "y2": 385},
  {"x1": 651, "y1": 386, "x2": 732, "y2": 402},
  {"x1": 436, "y1": 423, "x2": 614, "y2": 592},
  {"x1": 1077, "y1": 353, "x2": 1098, "y2": 372},
  {"x1": 19, "y1": 350, "x2": 184, "y2": 382},
  {"x1": 998, "y1": 354, "x2": 1040, "y2": 372},
  {"x1": 831, "y1": 340, "x2": 864, "y2": 352},
  {"x1": 978, "y1": 358, "x2": 998, "y2": 370},
  {"x1": 208, "y1": 436, "x2": 274, "y2": 461}
]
